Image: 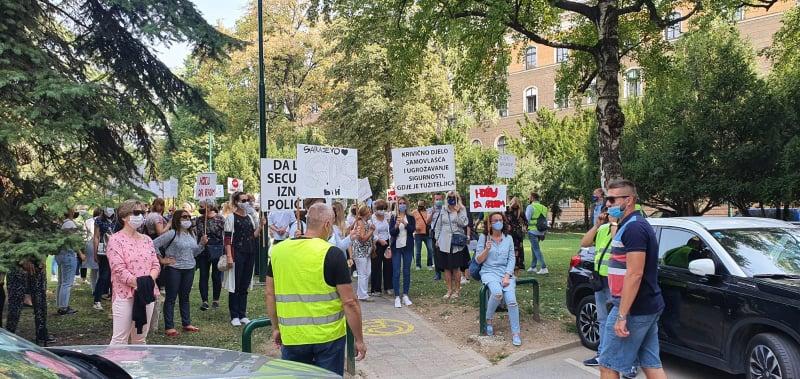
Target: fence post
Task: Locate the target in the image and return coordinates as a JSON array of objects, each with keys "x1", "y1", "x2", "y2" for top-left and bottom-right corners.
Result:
[{"x1": 241, "y1": 317, "x2": 271, "y2": 353}]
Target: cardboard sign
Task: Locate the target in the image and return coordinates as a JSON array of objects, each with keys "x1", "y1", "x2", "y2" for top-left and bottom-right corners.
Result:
[
  {"x1": 164, "y1": 177, "x2": 179, "y2": 198},
  {"x1": 391, "y1": 145, "x2": 456, "y2": 195},
  {"x1": 497, "y1": 154, "x2": 516, "y2": 179},
  {"x1": 296, "y1": 144, "x2": 358, "y2": 199},
  {"x1": 387, "y1": 187, "x2": 397, "y2": 202},
  {"x1": 195, "y1": 173, "x2": 217, "y2": 200},
  {"x1": 227, "y1": 177, "x2": 244, "y2": 194},
  {"x1": 215, "y1": 185, "x2": 225, "y2": 198},
  {"x1": 470, "y1": 185, "x2": 508, "y2": 212},
  {"x1": 261, "y1": 158, "x2": 300, "y2": 211},
  {"x1": 358, "y1": 178, "x2": 372, "y2": 202}
]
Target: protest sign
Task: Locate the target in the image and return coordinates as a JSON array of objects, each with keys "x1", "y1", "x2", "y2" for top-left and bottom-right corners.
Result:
[
  {"x1": 358, "y1": 178, "x2": 372, "y2": 202},
  {"x1": 261, "y1": 158, "x2": 300, "y2": 210},
  {"x1": 215, "y1": 185, "x2": 224, "y2": 198},
  {"x1": 387, "y1": 187, "x2": 397, "y2": 202},
  {"x1": 469, "y1": 185, "x2": 508, "y2": 212},
  {"x1": 296, "y1": 144, "x2": 358, "y2": 199},
  {"x1": 391, "y1": 145, "x2": 456, "y2": 195},
  {"x1": 227, "y1": 177, "x2": 244, "y2": 194},
  {"x1": 164, "y1": 178, "x2": 179, "y2": 198},
  {"x1": 194, "y1": 173, "x2": 217, "y2": 200},
  {"x1": 497, "y1": 154, "x2": 516, "y2": 179}
]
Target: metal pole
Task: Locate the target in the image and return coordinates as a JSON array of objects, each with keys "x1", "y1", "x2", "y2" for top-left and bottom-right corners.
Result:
[
  {"x1": 257, "y1": 0, "x2": 268, "y2": 283},
  {"x1": 208, "y1": 131, "x2": 214, "y2": 172}
]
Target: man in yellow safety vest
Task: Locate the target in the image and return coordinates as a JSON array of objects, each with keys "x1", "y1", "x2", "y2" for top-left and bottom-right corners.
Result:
[{"x1": 265, "y1": 203, "x2": 366, "y2": 375}]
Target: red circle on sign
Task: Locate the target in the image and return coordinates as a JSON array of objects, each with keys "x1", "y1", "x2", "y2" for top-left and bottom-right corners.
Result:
[{"x1": 232, "y1": 179, "x2": 239, "y2": 188}]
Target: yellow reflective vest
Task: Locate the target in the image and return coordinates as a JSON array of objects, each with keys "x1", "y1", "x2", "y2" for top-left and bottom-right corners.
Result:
[{"x1": 271, "y1": 237, "x2": 346, "y2": 346}]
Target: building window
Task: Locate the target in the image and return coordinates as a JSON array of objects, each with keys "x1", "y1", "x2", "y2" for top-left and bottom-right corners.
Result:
[
  {"x1": 472, "y1": 139, "x2": 483, "y2": 147},
  {"x1": 524, "y1": 47, "x2": 537, "y2": 70},
  {"x1": 665, "y1": 12, "x2": 682, "y2": 40},
  {"x1": 586, "y1": 79, "x2": 598, "y2": 104},
  {"x1": 556, "y1": 48, "x2": 569, "y2": 63},
  {"x1": 732, "y1": 7, "x2": 745, "y2": 21},
  {"x1": 524, "y1": 87, "x2": 538, "y2": 113},
  {"x1": 495, "y1": 135, "x2": 507, "y2": 153},
  {"x1": 498, "y1": 102, "x2": 508, "y2": 117},
  {"x1": 554, "y1": 84, "x2": 569, "y2": 109},
  {"x1": 625, "y1": 69, "x2": 642, "y2": 98}
]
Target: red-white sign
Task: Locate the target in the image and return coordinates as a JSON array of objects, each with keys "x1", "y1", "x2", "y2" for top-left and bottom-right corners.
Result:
[
  {"x1": 387, "y1": 187, "x2": 397, "y2": 202},
  {"x1": 227, "y1": 177, "x2": 243, "y2": 194},
  {"x1": 469, "y1": 185, "x2": 507, "y2": 212}
]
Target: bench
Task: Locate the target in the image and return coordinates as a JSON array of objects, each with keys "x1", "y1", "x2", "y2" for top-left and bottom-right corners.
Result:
[
  {"x1": 478, "y1": 277, "x2": 540, "y2": 335},
  {"x1": 242, "y1": 317, "x2": 356, "y2": 375}
]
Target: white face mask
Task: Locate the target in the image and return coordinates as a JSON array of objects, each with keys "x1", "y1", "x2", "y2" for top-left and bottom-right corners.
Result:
[
  {"x1": 181, "y1": 220, "x2": 192, "y2": 230},
  {"x1": 128, "y1": 214, "x2": 144, "y2": 229},
  {"x1": 105, "y1": 208, "x2": 115, "y2": 218}
]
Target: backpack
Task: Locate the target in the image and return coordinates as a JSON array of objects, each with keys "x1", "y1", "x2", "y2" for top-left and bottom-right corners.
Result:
[{"x1": 536, "y1": 214, "x2": 549, "y2": 232}]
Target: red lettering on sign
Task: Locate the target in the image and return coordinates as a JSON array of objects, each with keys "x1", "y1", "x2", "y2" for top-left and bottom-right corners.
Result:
[
  {"x1": 200, "y1": 177, "x2": 210, "y2": 185},
  {"x1": 485, "y1": 200, "x2": 506, "y2": 208},
  {"x1": 476, "y1": 186, "x2": 499, "y2": 198},
  {"x1": 473, "y1": 201, "x2": 482, "y2": 209}
]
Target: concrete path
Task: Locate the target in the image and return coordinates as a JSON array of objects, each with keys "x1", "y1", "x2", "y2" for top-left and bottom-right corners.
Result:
[{"x1": 356, "y1": 294, "x2": 491, "y2": 378}]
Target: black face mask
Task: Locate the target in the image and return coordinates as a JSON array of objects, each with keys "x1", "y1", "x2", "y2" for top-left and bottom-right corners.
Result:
[{"x1": 198, "y1": 208, "x2": 206, "y2": 215}]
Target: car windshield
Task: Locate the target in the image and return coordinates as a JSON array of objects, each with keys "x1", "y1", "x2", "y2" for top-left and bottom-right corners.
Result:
[
  {"x1": 0, "y1": 330, "x2": 83, "y2": 378},
  {"x1": 711, "y1": 227, "x2": 800, "y2": 277}
]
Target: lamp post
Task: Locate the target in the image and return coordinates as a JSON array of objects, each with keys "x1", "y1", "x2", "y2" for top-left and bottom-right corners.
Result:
[{"x1": 257, "y1": 0, "x2": 268, "y2": 282}]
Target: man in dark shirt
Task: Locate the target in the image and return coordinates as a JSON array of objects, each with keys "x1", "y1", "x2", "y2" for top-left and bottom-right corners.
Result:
[
  {"x1": 265, "y1": 203, "x2": 366, "y2": 376},
  {"x1": 599, "y1": 180, "x2": 666, "y2": 379}
]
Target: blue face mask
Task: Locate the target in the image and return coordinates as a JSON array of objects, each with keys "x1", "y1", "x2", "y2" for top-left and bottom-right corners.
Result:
[
  {"x1": 398, "y1": 204, "x2": 407, "y2": 213},
  {"x1": 491, "y1": 221, "x2": 504, "y2": 231},
  {"x1": 591, "y1": 195, "x2": 598, "y2": 202},
  {"x1": 447, "y1": 197, "x2": 457, "y2": 206},
  {"x1": 608, "y1": 205, "x2": 625, "y2": 219}
]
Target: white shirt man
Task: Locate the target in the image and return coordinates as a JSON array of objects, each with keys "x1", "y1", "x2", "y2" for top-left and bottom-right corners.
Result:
[{"x1": 268, "y1": 210, "x2": 296, "y2": 244}]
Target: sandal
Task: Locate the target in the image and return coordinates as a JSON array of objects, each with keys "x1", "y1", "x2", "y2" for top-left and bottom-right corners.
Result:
[
  {"x1": 452, "y1": 292, "x2": 460, "y2": 299},
  {"x1": 183, "y1": 325, "x2": 200, "y2": 333},
  {"x1": 165, "y1": 329, "x2": 179, "y2": 337},
  {"x1": 443, "y1": 292, "x2": 452, "y2": 299}
]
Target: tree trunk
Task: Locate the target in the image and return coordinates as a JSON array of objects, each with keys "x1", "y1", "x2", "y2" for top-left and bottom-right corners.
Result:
[{"x1": 595, "y1": 2, "x2": 625, "y2": 186}]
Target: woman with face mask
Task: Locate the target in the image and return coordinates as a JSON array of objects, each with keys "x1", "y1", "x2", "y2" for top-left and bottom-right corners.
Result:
[
  {"x1": 476, "y1": 212, "x2": 522, "y2": 346},
  {"x1": 370, "y1": 199, "x2": 393, "y2": 296},
  {"x1": 505, "y1": 197, "x2": 527, "y2": 276},
  {"x1": 352, "y1": 205, "x2": 375, "y2": 301},
  {"x1": 92, "y1": 206, "x2": 117, "y2": 310},
  {"x1": 152, "y1": 210, "x2": 207, "y2": 337},
  {"x1": 223, "y1": 191, "x2": 264, "y2": 327},
  {"x1": 433, "y1": 191, "x2": 469, "y2": 299},
  {"x1": 195, "y1": 200, "x2": 225, "y2": 311},
  {"x1": 106, "y1": 200, "x2": 161, "y2": 344},
  {"x1": 389, "y1": 196, "x2": 416, "y2": 308}
]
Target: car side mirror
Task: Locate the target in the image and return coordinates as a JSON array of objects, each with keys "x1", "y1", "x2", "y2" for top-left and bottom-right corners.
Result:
[{"x1": 688, "y1": 258, "x2": 715, "y2": 276}]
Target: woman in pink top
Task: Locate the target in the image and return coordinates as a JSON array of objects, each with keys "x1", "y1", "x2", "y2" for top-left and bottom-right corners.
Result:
[{"x1": 107, "y1": 199, "x2": 161, "y2": 345}]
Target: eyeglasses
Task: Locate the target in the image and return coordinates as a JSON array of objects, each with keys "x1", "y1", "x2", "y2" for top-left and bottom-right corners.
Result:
[
  {"x1": 181, "y1": 215, "x2": 192, "y2": 220},
  {"x1": 132, "y1": 210, "x2": 146, "y2": 216},
  {"x1": 605, "y1": 196, "x2": 630, "y2": 204}
]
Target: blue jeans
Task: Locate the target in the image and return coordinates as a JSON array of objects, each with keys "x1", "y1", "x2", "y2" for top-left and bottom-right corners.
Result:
[
  {"x1": 282, "y1": 336, "x2": 346, "y2": 376},
  {"x1": 527, "y1": 232, "x2": 546, "y2": 269},
  {"x1": 598, "y1": 307, "x2": 663, "y2": 373},
  {"x1": 163, "y1": 266, "x2": 195, "y2": 329},
  {"x1": 595, "y1": 284, "x2": 611, "y2": 355},
  {"x1": 485, "y1": 279, "x2": 520, "y2": 334},
  {"x1": 55, "y1": 250, "x2": 77, "y2": 308},
  {"x1": 414, "y1": 235, "x2": 434, "y2": 268},
  {"x1": 392, "y1": 246, "x2": 413, "y2": 296}
]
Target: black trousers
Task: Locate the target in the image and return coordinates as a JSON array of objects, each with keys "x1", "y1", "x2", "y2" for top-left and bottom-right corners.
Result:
[
  {"x1": 229, "y1": 251, "x2": 255, "y2": 319},
  {"x1": 370, "y1": 243, "x2": 392, "y2": 293},
  {"x1": 93, "y1": 255, "x2": 111, "y2": 302},
  {"x1": 196, "y1": 250, "x2": 222, "y2": 303},
  {"x1": 5, "y1": 267, "x2": 48, "y2": 341}
]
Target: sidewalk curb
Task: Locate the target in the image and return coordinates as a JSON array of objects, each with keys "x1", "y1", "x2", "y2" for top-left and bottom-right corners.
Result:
[{"x1": 501, "y1": 340, "x2": 583, "y2": 368}]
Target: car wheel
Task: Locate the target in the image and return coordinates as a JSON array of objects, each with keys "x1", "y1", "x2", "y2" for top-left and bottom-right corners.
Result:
[
  {"x1": 576, "y1": 294, "x2": 600, "y2": 351},
  {"x1": 746, "y1": 333, "x2": 800, "y2": 379}
]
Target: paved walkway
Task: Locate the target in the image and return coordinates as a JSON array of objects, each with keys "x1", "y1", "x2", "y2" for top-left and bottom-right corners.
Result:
[{"x1": 356, "y1": 294, "x2": 491, "y2": 378}]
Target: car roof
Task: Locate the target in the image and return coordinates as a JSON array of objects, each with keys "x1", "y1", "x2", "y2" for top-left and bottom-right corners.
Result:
[{"x1": 647, "y1": 216, "x2": 799, "y2": 231}]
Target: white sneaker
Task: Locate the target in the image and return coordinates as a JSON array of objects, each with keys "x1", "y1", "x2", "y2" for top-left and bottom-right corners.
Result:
[
  {"x1": 537, "y1": 268, "x2": 550, "y2": 274},
  {"x1": 93, "y1": 302, "x2": 103, "y2": 310},
  {"x1": 526, "y1": 267, "x2": 536, "y2": 273},
  {"x1": 427, "y1": 266, "x2": 433, "y2": 271},
  {"x1": 50, "y1": 275, "x2": 58, "y2": 282},
  {"x1": 231, "y1": 318, "x2": 241, "y2": 327},
  {"x1": 402, "y1": 295, "x2": 413, "y2": 306},
  {"x1": 394, "y1": 297, "x2": 402, "y2": 308},
  {"x1": 240, "y1": 317, "x2": 251, "y2": 325},
  {"x1": 460, "y1": 277, "x2": 468, "y2": 285},
  {"x1": 352, "y1": 272, "x2": 358, "y2": 278}
]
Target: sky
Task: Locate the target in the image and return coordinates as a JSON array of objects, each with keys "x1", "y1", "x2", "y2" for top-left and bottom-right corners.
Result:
[{"x1": 154, "y1": 0, "x2": 250, "y2": 69}]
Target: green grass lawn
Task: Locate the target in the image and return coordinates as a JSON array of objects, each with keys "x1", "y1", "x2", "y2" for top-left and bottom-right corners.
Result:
[{"x1": 14, "y1": 232, "x2": 582, "y2": 351}]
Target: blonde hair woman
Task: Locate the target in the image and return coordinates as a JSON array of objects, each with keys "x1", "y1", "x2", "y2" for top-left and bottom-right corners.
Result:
[
  {"x1": 433, "y1": 191, "x2": 469, "y2": 299},
  {"x1": 352, "y1": 205, "x2": 375, "y2": 301}
]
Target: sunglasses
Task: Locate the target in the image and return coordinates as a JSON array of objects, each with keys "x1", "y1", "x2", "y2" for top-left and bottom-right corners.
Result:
[
  {"x1": 181, "y1": 215, "x2": 192, "y2": 220},
  {"x1": 447, "y1": 197, "x2": 456, "y2": 200},
  {"x1": 132, "y1": 210, "x2": 146, "y2": 216},
  {"x1": 605, "y1": 195, "x2": 630, "y2": 204}
]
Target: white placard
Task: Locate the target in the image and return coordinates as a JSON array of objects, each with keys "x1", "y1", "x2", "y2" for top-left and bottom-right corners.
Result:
[
  {"x1": 497, "y1": 154, "x2": 516, "y2": 179},
  {"x1": 215, "y1": 185, "x2": 225, "y2": 198},
  {"x1": 227, "y1": 177, "x2": 244, "y2": 194},
  {"x1": 296, "y1": 144, "x2": 359, "y2": 199},
  {"x1": 469, "y1": 185, "x2": 508, "y2": 212},
  {"x1": 261, "y1": 158, "x2": 300, "y2": 211},
  {"x1": 147, "y1": 181, "x2": 162, "y2": 197},
  {"x1": 194, "y1": 172, "x2": 217, "y2": 200},
  {"x1": 391, "y1": 145, "x2": 456, "y2": 195},
  {"x1": 164, "y1": 177, "x2": 179, "y2": 198},
  {"x1": 358, "y1": 178, "x2": 372, "y2": 202}
]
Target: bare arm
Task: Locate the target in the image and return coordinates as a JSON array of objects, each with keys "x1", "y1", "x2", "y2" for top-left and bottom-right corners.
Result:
[
  {"x1": 265, "y1": 276, "x2": 282, "y2": 348},
  {"x1": 92, "y1": 224, "x2": 100, "y2": 259},
  {"x1": 337, "y1": 282, "x2": 366, "y2": 360},
  {"x1": 580, "y1": 225, "x2": 600, "y2": 248}
]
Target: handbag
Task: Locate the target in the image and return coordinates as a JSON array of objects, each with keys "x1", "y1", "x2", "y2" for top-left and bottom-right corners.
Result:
[
  {"x1": 589, "y1": 233, "x2": 613, "y2": 292},
  {"x1": 448, "y1": 212, "x2": 468, "y2": 249},
  {"x1": 468, "y1": 256, "x2": 482, "y2": 281},
  {"x1": 217, "y1": 254, "x2": 230, "y2": 272}
]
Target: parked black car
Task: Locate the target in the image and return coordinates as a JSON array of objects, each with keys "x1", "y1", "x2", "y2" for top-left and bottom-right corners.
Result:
[{"x1": 566, "y1": 217, "x2": 800, "y2": 379}]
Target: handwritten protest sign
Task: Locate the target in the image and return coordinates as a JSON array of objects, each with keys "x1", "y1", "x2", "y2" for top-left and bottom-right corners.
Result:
[
  {"x1": 391, "y1": 145, "x2": 456, "y2": 195},
  {"x1": 497, "y1": 154, "x2": 516, "y2": 179},
  {"x1": 261, "y1": 159, "x2": 300, "y2": 211},
  {"x1": 469, "y1": 185, "x2": 508, "y2": 212},
  {"x1": 358, "y1": 178, "x2": 372, "y2": 202},
  {"x1": 195, "y1": 173, "x2": 217, "y2": 200},
  {"x1": 296, "y1": 144, "x2": 358, "y2": 199}
]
